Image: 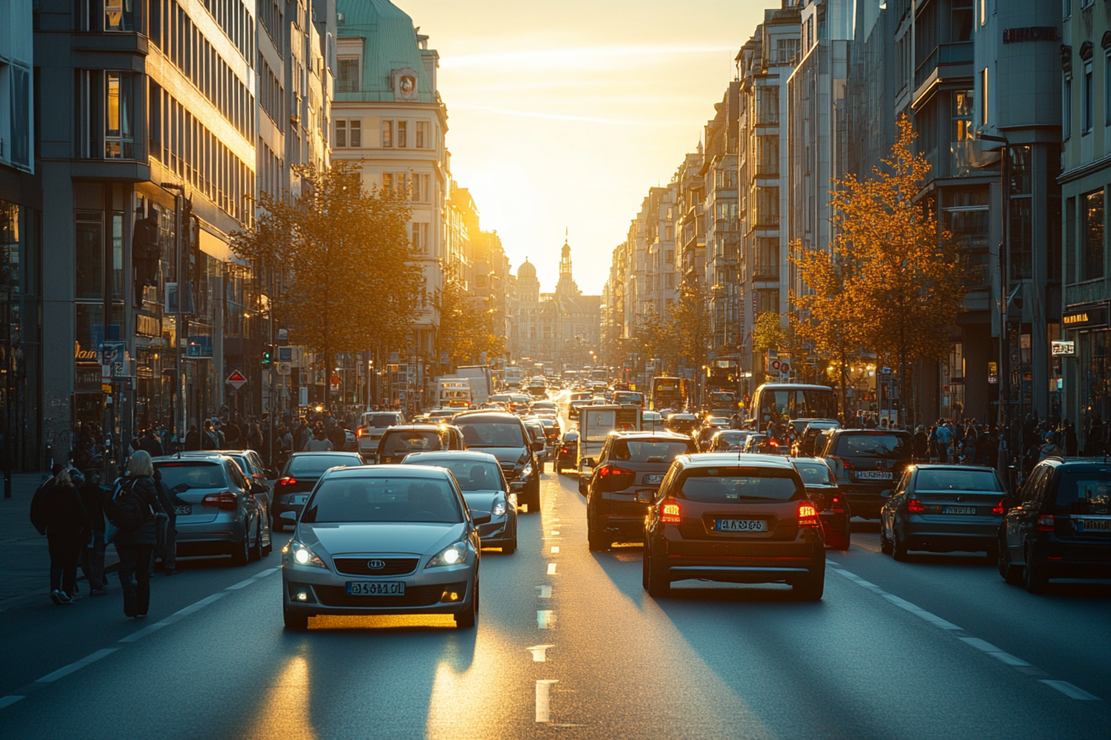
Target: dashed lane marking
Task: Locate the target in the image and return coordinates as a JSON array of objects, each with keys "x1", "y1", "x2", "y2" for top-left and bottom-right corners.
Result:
[
  {"x1": 527, "y1": 645, "x2": 554, "y2": 662},
  {"x1": 537, "y1": 610, "x2": 556, "y2": 629},
  {"x1": 550, "y1": 546, "x2": 560, "y2": 554},
  {"x1": 36, "y1": 648, "x2": 119, "y2": 683},
  {"x1": 536, "y1": 585, "x2": 552, "y2": 598},
  {"x1": 550, "y1": 531, "x2": 561, "y2": 535},
  {"x1": 1041, "y1": 680, "x2": 1100, "y2": 700},
  {"x1": 0, "y1": 696, "x2": 25, "y2": 710},
  {"x1": 118, "y1": 592, "x2": 226, "y2": 643},
  {"x1": 547, "y1": 563, "x2": 558, "y2": 575},
  {"x1": 535, "y1": 680, "x2": 558, "y2": 722}
]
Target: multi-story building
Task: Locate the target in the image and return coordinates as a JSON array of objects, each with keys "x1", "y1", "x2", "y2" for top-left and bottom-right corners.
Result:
[
  {"x1": 1060, "y1": 0, "x2": 1111, "y2": 448},
  {"x1": 702, "y1": 83, "x2": 741, "y2": 361},
  {"x1": 675, "y1": 147, "x2": 706, "y2": 282}
]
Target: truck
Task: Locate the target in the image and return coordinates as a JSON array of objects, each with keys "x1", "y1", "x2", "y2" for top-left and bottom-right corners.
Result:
[
  {"x1": 574, "y1": 403, "x2": 643, "y2": 494},
  {"x1": 436, "y1": 378, "x2": 473, "y2": 409},
  {"x1": 455, "y1": 365, "x2": 494, "y2": 406}
]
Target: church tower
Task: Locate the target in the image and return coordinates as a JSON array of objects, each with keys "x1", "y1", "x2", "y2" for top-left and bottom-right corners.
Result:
[{"x1": 555, "y1": 233, "x2": 580, "y2": 298}]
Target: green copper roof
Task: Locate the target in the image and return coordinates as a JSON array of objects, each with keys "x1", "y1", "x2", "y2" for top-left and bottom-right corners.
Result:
[{"x1": 336, "y1": 0, "x2": 436, "y2": 104}]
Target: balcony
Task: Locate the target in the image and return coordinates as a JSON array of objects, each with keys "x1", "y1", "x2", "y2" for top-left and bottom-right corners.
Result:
[{"x1": 914, "y1": 42, "x2": 973, "y2": 94}]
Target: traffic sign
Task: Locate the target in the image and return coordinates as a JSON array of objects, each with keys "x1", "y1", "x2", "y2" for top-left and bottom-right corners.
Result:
[
  {"x1": 226, "y1": 369, "x2": 248, "y2": 389},
  {"x1": 276, "y1": 361, "x2": 291, "y2": 376}
]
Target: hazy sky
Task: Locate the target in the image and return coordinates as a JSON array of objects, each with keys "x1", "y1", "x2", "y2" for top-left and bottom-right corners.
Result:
[{"x1": 403, "y1": 0, "x2": 780, "y2": 295}]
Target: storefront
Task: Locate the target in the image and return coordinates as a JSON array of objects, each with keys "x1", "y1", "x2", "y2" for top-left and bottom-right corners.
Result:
[{"x1": 1063, "y1": 300, "x2": 1110, "y2": 449}]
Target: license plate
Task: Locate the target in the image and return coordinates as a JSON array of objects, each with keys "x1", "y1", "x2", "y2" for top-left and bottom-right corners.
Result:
[
  {"x1": 174, "y1": 505, "x2": 192, "y2": 516},
  {"x1": 1075, "y1": 518, "x2": 1111, "y2": 532},
  {"x1": 645, "y1": 474, "x2": 664, "y2": 485},
  {"x1": 857, "y1": 471, "x2": 893, "y2": 480},
  {"x1": 942, "y1": 506, "x2": 976, "y2": 515},
  {"x1": 716, "y1": 519, "x2": 767, "y2": 532},
  {"x1": 294, "y1": 494, "x2": 309, "y2": 505},
  {"x1": 346, "y1": 581, "x2": 406, "y2": 596}
]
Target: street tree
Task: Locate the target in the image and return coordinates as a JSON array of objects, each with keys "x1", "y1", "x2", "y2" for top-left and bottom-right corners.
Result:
[
  {"x1": 231, "y1": 162, "x2": 420, "y2": 408},
  {"x1": 635, "y1": 310, "x2": 678, "y2": 374},
  {"x1": 437, "y1": 275, "x2": 505, "y2": 369},
  {"x1": 671, "y1": 275, "x2": 711, "y2": 403}
]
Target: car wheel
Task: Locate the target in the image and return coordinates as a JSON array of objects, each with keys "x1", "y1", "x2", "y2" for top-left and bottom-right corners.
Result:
[
  {"x1": 231, "y1": 526, "x2": 251, "y2": 566},
  {"x1": 455, "y1": 579, "x2": 478, "y2": 629},
  {"x1": 283, "y1": 605, "x2": 309, "y2": 631},
  {"x1": 1023, "y1": 545, "x2": 1048, "y2": 594},
  {"x1": 645, "y1": 545, "x2": 670, "y2": 598},
  {"x1": 794, "y1": 569, "x2": 825, "y2": 601},
  {"x1": 892, "y1": 527, "x2": 908, "y2": 562},
  {"x1": 526, "y1": 476, "x2": 541, "y2": 511},
  {"x1": 997, "y1": 535, "x2": 1021, "y2": 585},
  {"x1": 879, "y1": 524, "x2": 893, "y2": 555},
  {"x1": 587, "y1": 516, "x2": 609, "y2": 552},
  {"x1": 249, "y1": 520, "x2": 263, "y2": 562}
]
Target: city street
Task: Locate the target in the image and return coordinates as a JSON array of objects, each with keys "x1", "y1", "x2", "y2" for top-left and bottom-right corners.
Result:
[{"x1": 2, "y1": 469, "x2": 1108, "y2": 740}]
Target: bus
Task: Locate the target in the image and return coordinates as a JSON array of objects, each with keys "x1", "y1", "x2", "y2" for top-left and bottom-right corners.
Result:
[
  {"x1": 746, "y1": 383, "x2": 838, "y2": 432},
  {"x1": 650, "y1": 376, "x2": 688, "y2": 411}
]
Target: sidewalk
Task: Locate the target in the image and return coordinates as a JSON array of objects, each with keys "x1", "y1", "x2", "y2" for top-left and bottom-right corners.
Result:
[{"x1": 0, "y1": 473, "x2": 120, "y2": 609}]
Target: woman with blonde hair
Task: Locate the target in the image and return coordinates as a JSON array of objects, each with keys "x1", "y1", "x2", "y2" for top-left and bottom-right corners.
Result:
[{"x1": 111, "y1": 450, "x2": 166, "y2": 618}]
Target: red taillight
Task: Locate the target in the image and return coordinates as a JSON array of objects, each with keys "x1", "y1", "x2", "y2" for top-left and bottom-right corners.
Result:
[
  {"x1": 907, "y1": 498, "x2": 925, "y2": 514},
  {"x1": 278, "y1": 477, "x2": 297, "y2": 486},
  {"x1": 202, "y1": 492, "x2": 239, "y2": 511},
  {"x1": 356, "y1": 426, "x2": 369, "y2": 438},
  {"x1": 661, "y1": 501, "x2": 682, "y2": 524},
  {"x1": 1037, "y1": 514, "x2": 1055, "y2": 532},
  {"x1": 992, "y1": 498, "x2": 1005, "y2": 515},
  {"x1": 798, "y1": 502, "x2": 820, "y2": 527},
  {"x1": 596, "y1": 465, "x2": 635, "y2": 491}
]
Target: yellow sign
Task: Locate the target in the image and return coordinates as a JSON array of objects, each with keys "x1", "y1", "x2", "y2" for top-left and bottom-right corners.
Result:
[
  {"x1": 101, "y1": 384, "x2": 113, "y2": 393},
  {"x1": 1063, "y1": 312, "x2": 1088, "y2": 326}
]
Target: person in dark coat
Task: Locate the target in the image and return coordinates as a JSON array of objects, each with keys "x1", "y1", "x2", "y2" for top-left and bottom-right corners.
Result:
[
  {"x1": 328, "y1": 423, "x2": 347, "y2": 451},
  {"x1": 202, "y1": 420, "x2": 219, "y2": 450},
  {"x1": 184, "y1": 424, "x2": 201, "y2": 451},
  {"x1": 912, "y1": 426, "x2": 929, "y2": 462},
  {"x1": 223, "y1": 419, "x2": 241, "y2": 447},
  {"x1": 139, "y1": 428, "x2": 164, "y2": 457},
  {"x1": 151, "y1": 467, "x2": 179, "y2": 576},
  {"x1": 77, "y1": 464, "x2": 109, "y2": 594},
  {"x1": 247, "y1": 422, "x2": 264, "y2": 454},
  {"x1": 112, "y1": 450, "x2": 166, "y2": 618},
  {"x1": 31, "y1": 467, "x2": 91, "y2": 604}
]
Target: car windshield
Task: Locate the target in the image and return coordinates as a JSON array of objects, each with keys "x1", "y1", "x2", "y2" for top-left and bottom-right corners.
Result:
[
  {"x1": 611, "y1": 440, "x2": 691, "y2": 463},
  {"x1": 835, "y1": 433, "x2": 910, "y2": 458},
  {"x1": 366, "y1": 414, "x2": 399, "y2": 428},
  {"x1": 288, "y1": 455, "x2": 361, "y2": 475},
  {"x1": 302, "y1": 477, "x2": 463, "y2": 523},
  {"x1": 382, "y1": 431, "x2": 441, "y2": 454},
  {"x1": 156, "y1": 462, "x2": 226, "y2": 489},
  {"x1": 407, "y1": 458, "x2": 504, "y2": 492},
  {"x1": 456, "y1": 420, "x2": 526, "y2": 447},
  {"x1": 668, "y1": 418, "x2": 697, "y2": 432},
  {"x1": 916, "y1": 469, "x2": 1001, "y2": 491},
  {"x1": 1055, "y1": 469, "x2": 1111, "y2": 515},
  {"x1": 795, "y1": 463, "x2": 835, "y2": 486},
  {"x1": 679, "y1": 467, "x2": 803, "y2": 502}
]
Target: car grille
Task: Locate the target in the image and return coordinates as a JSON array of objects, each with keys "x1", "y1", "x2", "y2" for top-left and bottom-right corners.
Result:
[
  {"x1": 333, "y1": 557, "x2": 419, "y2": 577},
  {"x1": 499, "y1": 463, "x2": 518, "y2": 481},
  {"x1": 314, "y1": 582, "x2": 466, "y2": 608}
]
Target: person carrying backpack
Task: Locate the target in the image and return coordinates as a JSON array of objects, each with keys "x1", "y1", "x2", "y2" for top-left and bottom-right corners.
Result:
[
  {"x1": 30, "y1": 466, "x2": 91, "y2": 605},
  {"x1": 107, "y1": 450, "x2": 166, "y2": 618}
]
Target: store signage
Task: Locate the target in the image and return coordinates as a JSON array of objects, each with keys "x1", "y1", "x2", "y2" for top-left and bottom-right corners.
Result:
[
  {"x1": 1051, "y1": 340, "x2": 1076, "y2": 357},
  {"x1": 74, "y1": 342, "x2": 98, "y2": 361},
  {"x1": 1002, "y1": 27, "x2": 1059, "y2": 44},
  {"x1": 1062, "y1": 304, "x2": 1109, "y2": 330},
  {"x1": 136, "y1": 314, "x2": 160, "y2": 337}
]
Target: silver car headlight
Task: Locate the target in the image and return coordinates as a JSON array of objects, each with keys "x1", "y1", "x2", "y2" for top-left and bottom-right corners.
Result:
[
  {"x1": 493, "y1": 500, "x2": 507, "y2": 517},
  {"x1": 521, "y1": 463, "x2": 534, "y2": 479},
  {"x1": 283, "y1": 540, "x2": 327, "y2": 569},
  {"x1": 426, "y1": 541, "x2": 469, "y2": 568}
]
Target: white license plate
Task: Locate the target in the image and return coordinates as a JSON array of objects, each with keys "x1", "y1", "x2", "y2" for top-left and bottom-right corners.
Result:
[
  {"x1": 645, "y1": 474, "x2": 664, "y2": 485},
  {"x1": 174, "y1": 505, "x2": 192, "y2": 516},
  {"x1": 942, "y1": 506, "x2": 976, "y2": 515},
  {"x1": 857, "y1": 471, "x2": 893, "y2": 480},
  {"x1": 346, "y1": 581, "x2": 406, "y2": 596},
  {"x1": 1075, "y1": 518, "x2": 1111, "y2": 532},
  {"x1": 294, "y1": 494, "x2": 310, "y2": 505},
  {"x1": 716, "y1": 519, "x2": 767, "y2": 532}
]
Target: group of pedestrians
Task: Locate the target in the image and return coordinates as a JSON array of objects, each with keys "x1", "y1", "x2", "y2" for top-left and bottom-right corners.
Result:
[{"x1": 911, "y1": 419, "x2": 999, "y2": 466}]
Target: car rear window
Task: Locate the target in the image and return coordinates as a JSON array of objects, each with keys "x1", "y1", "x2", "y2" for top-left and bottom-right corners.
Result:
[
  {"x1": 382, "y1": 431, "x2": 442, "y2": 454},
  {"x1": 365, "y1": 414, "x2": 400, "y2": 428},
  {"x1": 1055, "y1": 469, "x2": 1111, "y2": 515},
  {"x1": 156, "y1": 462, "x2": 226, "y2": 489},
  {"x1": 456, "y1": 420, "x2": 526, "y2": 448},
  {"x1": 288, "y1": 455, "x2": 361, "y2": 475},
  {"x1": 611, "y1": 439, "x2": 692, "y2": 463},
  {"x1": 677, "y1": 467, "x2": 803, "y2": 502},
  {"x1": 794, "y1": 462, "x2": 835, "y2": 486},
  {"x1": 835, "y1": 433, "x2": 910, "y2": 458},
  {"x1": 303, "y1": 477, "x2": 462, "y2": 523},
  {"x1": 916, "y1": 469, "x2": 1002, "y2": 491},
  {"x1": 405, "y1": 458, "x2": 503, "y2": 492}
]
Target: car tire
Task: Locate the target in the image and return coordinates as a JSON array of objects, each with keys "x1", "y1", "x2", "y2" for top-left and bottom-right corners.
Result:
[
  {"x1": 645, "y1": 545, "x2": 670, "y2": 598},
  {"x1": 1023, "y1": 545, "x2": 1048, "y2": 594},
  {"x1": 526, "y1": 477, "x2": 541, "y2": 512},
  {"x1": 455, "y1": 579, "x2": 478, "y2": 629},
  {"x1": 231, "y1": 526, "x2": 251, "y2": 566},
  {"x1": 587, "y1": 517, "x2": 609, "y2": 552},
  {"x1": 283, "y1": 606, "x2": 309, "y2": 631},
  {"x1": 794, "y1": 569, "x2": 825, "y2": 601},
  {"x1": 997, "y1": 535, "x2": 1021, "y2": 585},
  {"x1": 892, "y1": 527, "x2": 908, "y2": 562},
  {"x1": 249, "y1": 520, "x2": 263, "y2": 562},
  {"x1": 879, "y1": 524, "x2": 893, "y2": 555}
]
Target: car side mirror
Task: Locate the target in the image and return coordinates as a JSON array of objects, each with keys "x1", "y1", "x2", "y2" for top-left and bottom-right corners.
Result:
[
  {"x1": 280, "y1": 511, "x2": 298, "y2": 523},
  {"x1": 510, "y1": 481, "x2": 525, "y2": 492},
  {"x1": 472, "y1": 513, "x2": 492, "y2": 526},
  {"x1": 532, "y1": 440, "x2": 545, "y2": 451},
  {"x1": 636, "y1": 490, "x2": 654, "y2": 504}
]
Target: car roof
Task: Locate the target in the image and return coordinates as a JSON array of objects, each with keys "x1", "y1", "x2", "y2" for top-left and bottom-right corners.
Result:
[
  {"x1": 909, "y1": 464, "x2": 997, "y2": 471},
  {"x1": 402, "y1": 450, "x2": 501, "y2": 463},
  {"x1": 289, "y1": 451, "x2": 363, "y2": 457},
  {"x1": 321, "y1": 464, "x2": 452, "y2": 480},
  {"x1": 678, "y1": 453, "x2": 797, "y2": 470},
  {"x1": 154, "y1": 453, "x2": 231, "y2": 464},
  {"x1": 452, "y1": 411, "x2": 521, "y2": 422},
  {"x1": 606, "y1": 431, "x2": 693, "y2": 441},
  {"x1": 381, "y1": 424, "x2": 448, "y2": 432}
]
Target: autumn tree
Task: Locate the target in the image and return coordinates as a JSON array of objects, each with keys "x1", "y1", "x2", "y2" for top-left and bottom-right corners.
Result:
[
  {"x1": 231, "y1": 162, "x2": 420, "y2": 408},
  {"x1": 437, "y1": 274, "x2": 506, "y2": 369},
  {"x1": 635, "y1": 310, "x2": 678, "y2": 373},
  {"x1": 671, "y1": 275, "x2": 712, "y2": 404}
]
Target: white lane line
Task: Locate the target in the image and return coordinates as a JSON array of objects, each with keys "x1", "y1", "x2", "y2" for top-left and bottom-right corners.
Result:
[
  {"x1": 118, "y1": 592, "x2": 226, "y2": 643},
  {"x1": 828, "y1": 563, "x2": 1099, "y2": 700},
  {"x1": 550, "y1": 546, "x2": 560, "y2": 554},
  {"x1": 537, "y1": 610, "x2": 556, "y2": 629},
  {"x1": 536, "y1": 585, "x2": 552, "y2": 598},
  {"x1": 853, "y1": 540, "x2": 881, "y2": 553},
  {"x1": 226, "y1": 577, "x2": 256, "y2": 590},
  {"x1": 535, "y1": 680, "x2": 558, "y2": 722},
  {"x1": 527, "y1": 645, "x2": 554, "y2": 662},
  {"x1": 36, "y1": 648, "x2": 120, "y2": 683},
  {"x1": 547, "y1": 563, "x2": 558, "y2": 575},
  {"x1": 1041, "y1": 680, "x2": 1100, "y2": 701},
  {"x1": 550, "y1": 530, "x2": 561, "y2": 535},
  {"x1": 253, "y1": 567, "x2": 280, "y2": 578},
  {"x1": 0, "y1": 696, "x2": 26, "y2": 710}
]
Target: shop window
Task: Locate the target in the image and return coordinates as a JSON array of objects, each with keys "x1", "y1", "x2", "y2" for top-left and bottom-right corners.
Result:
[{"x1": 1083, "y1": 188, "x2": 1105, "y2": 280}]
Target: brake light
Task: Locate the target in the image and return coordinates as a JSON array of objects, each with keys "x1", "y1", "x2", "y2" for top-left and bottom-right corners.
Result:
[
  {"x1": 661, "y1": 501, "x2": 682, "y2": 524},
  {"x1": 992, "y1": 498, "x2": 1005, "y2": 515},
  {"x1": 907, "y1": 498, "x2": 925, "y2": 514},
  {"x1": 202, "y1": 492, "x2": 239, "y2": 511},
  {"x1": 1037, "y1": 514, "x2": 1055, "y2": 532},
  {"x1": 798, "y1": 502, "x2": 820, "y2": 527},
  {"x1": 356, "y1": 426, "x2": 369, "y2": 438},
  {"x1": 278, "y1": 477, "x2": 297, "y2": 486},
  {"x1": 596, "y1": 465, "x2": 635, "y2": 491}
]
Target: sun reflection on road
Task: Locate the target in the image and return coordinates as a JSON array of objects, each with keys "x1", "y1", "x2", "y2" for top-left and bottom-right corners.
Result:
[{"x1": 244, "y1": 655, "x2": 316, "y2": 740}]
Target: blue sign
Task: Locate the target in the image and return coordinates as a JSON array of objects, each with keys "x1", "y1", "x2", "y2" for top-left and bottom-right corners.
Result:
[{"x1": 187, "y1": 336, "x2": 213, "y2": 358}]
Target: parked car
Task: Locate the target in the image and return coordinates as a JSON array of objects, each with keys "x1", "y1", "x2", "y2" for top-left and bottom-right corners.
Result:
[
  {"x1": 880, "y1": 464, "x2": 1005, "y2": 560},
  {"x1": 997, "y1": 457, "x2": 1111, "y2": 593},
  {"x1": 402, "y1": 451, "x2": 518, "y2": 554},
  {"x1": 375, "y1": 424, "x2": 465, "y2": 465},
  {"x1": 710, "y1": 429, "x2": 756, "y2": 452},
  {"x1": 153, "y1": 454, "x2": 271, "y2": 565},
  {"x1": 273, "y1": 451, "x2": 365, "y2": 530},
  {"x1": 585, "y1": 432, "x2": 698, "y2": 551},
  {"x1": 452, "y1": 411, "x2": 544, "y2": 511},
  {"x1": 281, "y1": 465, "x2": 486, "y2": 630},
  {"x1": 815, "y1": 429, "x2": 914, "y2": 519},
  {"x1": 554, "y1": 430, "x2": 580, "y2": 474},
  {"x1": 791, "y1": 457, "x2": 851, "y2": 549},
  {"x1": 641, "y1": 453, "x2": 826, "y2": 600},
  {"x1": 356, "y1": 411, "x2": 407, "y2": 458}
]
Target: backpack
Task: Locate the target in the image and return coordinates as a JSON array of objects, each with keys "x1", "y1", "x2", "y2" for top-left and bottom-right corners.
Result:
[{"x1": 104, "y1": 478, "x2": 149, "y2": 533}]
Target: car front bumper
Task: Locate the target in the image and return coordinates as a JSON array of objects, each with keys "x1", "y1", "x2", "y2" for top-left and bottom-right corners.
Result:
[{"x1": 283, "y1": 562, "x2": 477, "y2": 616}]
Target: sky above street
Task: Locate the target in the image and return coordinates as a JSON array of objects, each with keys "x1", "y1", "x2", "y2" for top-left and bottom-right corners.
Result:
[{"x1": 403, "y1": 0, "x2": 780, "y2": 295}]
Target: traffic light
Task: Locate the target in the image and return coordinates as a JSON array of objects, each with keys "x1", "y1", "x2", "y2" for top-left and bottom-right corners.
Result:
[{"x1": 262, "y1": 344, "x2": 273, "y2": 366}]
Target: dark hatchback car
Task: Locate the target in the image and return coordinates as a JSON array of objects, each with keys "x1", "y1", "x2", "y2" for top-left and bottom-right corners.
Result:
[
  {"x1": 642, "y1": 454, "x2": 826, "y2": 600},
  {"x1": 375, "y1": 424, "x2": 465, "y2": 465},
  {"x1": 585, "y1": 432, "x2": 698, "y2": 551},
  {"x1": 554, "y1": 430, "x2": 580, "y2": 474},
  {"x1": 881, "y1": 465, "x2": 1005, "y2": 560},
  {"x1": 998, "y1": 458, "x2": 1111, "y2": 593},
  {"x1": 452, "y1": 411, "x2": 544, "y2": 511},
  {"x1": 815, "y1": 429, "x2": 913, "y2": 519},
  {"x1": 274, "y1": 451, "x2": 365, "y2": 530},
  {"x1": 790, "y1": 457, "x2": 851, "y2": 549},
  {"x1": 789, "y1": 419, "x2": 841, "y2": 457}
]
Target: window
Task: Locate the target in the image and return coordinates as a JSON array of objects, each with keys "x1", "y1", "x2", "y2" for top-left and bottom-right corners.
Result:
[
  {"x1": 381, "y1": 120, "x2": 393, "y2": 147},
  {"x1": 334, "y1": 120, "x2": 346, "y2": 147},
  {"x1": 349, "y1": 119, "x2": 361, "y2": 147},
  {"x1": 1083, "y1": 60, "x2": 1093, "y2": 133},
  {"x1": 412, "y1": 222, "x2": 429, "y2": 254},
  {"x1": 1083, "y1": 188, "x2": 1105, "y2": 280},
  {"x1": 1106, "y1": 51, "x2": 1111, "y2": 125},
  {"x1": 756, "y1": 187, "x2": 779, "y2": 227},
  {"x1": 104, "y1": 0, "x2": 139, "y2": 31},
  {"x1": 105, "y1": 71, "x2": 135, "y2": 159},
  {"x1": 397, "y1": 120, "x2": 407, "y2": 148},
  {"x1": 382, "y1": 173, "x2": 392, "y2": 192},
  {"x1": 755, "y1": 237, "x2": 779, "y2": 278},
  {"x1": 1009, "y1": 146, "x2": 1033, "y2": 280},
  {"x1": 416, "y1": 121, "x2": 429, "y2": 148},
  {"x1": 980, "y1": 68, "x2": 989, "y2": 126},
  {"x1": 756, "y1": 86, "x2": 779, "y2": 125},
  {"x1": 1064, "y1": 73, "x2": 1073, "y2": 138},
  {"x1": 337, "y1": 56, "x2": 360, "y2": 92}
]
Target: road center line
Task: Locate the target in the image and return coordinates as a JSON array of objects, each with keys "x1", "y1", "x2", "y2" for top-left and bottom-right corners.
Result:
[
  {"x1": 0, "y1": 696, "x2": 25, "y2": 710},
  {"x1": 36, "y1": 648, "x2": 120, "y2": 683},
  {"x1": 536, "y1": 585, "x2": 552, "y2": 598},
  {"x1": 535, "y1": 680, "x2": 558, "y2": 722},
  {"x1": 1040, "y1": 680, "x2": 1100, "y2": 700},
  {"x1": 527, "y1": 644, "x2": 554, "y2": 662},
  {"x1": 537, "y1": 610, "x2": 556, "y2": 629},
  {"x1": 226, "y1": 577, "x2": 257, "y2": 590},
  {"x1": 547, "y1": 562, "x2": 557, "y2": 575},
  {"x1": 550, "y1": 546, "x2": 560, "y2": 554}
]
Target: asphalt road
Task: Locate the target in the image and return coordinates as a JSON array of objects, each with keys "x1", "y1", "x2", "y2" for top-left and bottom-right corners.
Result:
[{"x1": 1, "y1": 467, "x2": 1109, "y2": 739}]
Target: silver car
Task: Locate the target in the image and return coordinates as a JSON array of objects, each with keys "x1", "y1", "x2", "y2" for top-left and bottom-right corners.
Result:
[
  {"x1": 356, "y1": 411, "x2": 406, "y2": 458},
  {"x1": 281, "y1": 465, "x2": 486, "y2": 630},
  {"x1": 401, "y1": 451, "x2": 518, "y2": 554}
]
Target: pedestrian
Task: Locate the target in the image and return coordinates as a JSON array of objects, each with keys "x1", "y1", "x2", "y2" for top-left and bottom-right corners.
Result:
[
  {"x1": 77, "y1": 462, "x2": 109, "y2": 595},
  {"x1": 110, "y1": 450, "x2": 166, "y2": 618},
  {"x1": 247, "y1": 422, "x2": 263, "y2": 453},
  {"x1": 30, "y1": 466, "x2": 91, "y2": 605},
  {"x1": 328, "y1": 422, "x2": 347, "y2": 451},
  {"x1": 294, "y1": 418, "x2": 310, "y2": 452},
  {"x1": 139, "y1": 428, "x2": 164, "y2": 457},
  {"x1": 912, "y1": 425, "x2": 929, "y2": 462},
  {"x1": 935, "y1": 420, "x2": 952, "y2": 464},
  {"x1": 224, "y1": 418, "x2": 241, "y2": 447},
  {"x1": 184, "y1": 423, "x2": 201, "y2": 451},
  {"x1": 1038, "y1": 432, "x2": 1064, "y2": 462},
  {"x1": 303, "y1": 425, "x2": 334, "y2": 451},
  {"x1": 202, "y1": 419, "x2": 219, "y2": 450},
  {"x1": 152, "y1": 466, "x2": 179, "y2": 576},
  {"x1": 1064, "y1": 421, "x2": 1078, "y2": 457}
]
